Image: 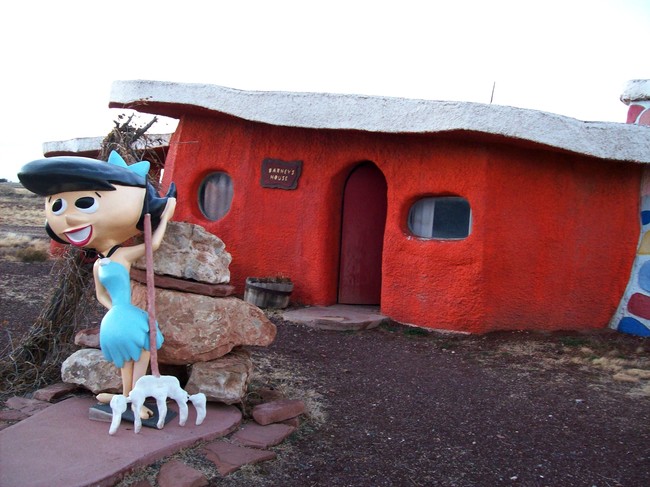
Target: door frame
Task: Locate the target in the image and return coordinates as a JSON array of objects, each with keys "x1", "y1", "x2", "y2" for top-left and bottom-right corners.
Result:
[{"x1": 337, "y1": 161, "x2": 387, "y2": 304}]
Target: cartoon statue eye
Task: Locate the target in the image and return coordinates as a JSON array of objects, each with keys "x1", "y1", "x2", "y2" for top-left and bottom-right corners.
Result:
[
  {"x1": 75, "y1": 196, "x2": 99, "y2": 214},
  {"x1": 51, "y1": 198, "x2": 67, "y2": 215}
]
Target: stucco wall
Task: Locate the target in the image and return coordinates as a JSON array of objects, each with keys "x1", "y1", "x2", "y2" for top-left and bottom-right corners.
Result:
[
  {"x1": 480, "y1": 148, "x2": 640, "y2": 333},
  {"x1": 162, "y1": 114, "x2": 640, "y2": 333}
]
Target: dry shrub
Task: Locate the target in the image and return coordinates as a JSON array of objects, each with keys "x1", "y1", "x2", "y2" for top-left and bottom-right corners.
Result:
[
  {"x1": 0, "y1": 232, "x2": 33, "y2": 247},
  {"x1": 16, "y1": 247, "x2": 49, "y2": 263},
  {"x1": 0, "y1": 183, "x2": 43, "y2": 226},
  {"x1": 0, "y1": 232, "x2": 49, "y2": 262},
  {"x1": 0, "y1": 248, "x2": 97, "y2": 400},
  {"x1": 612, "y1": 372, "x2": 641, "y2": 383},
  {"x1": 625, "y1": 368, "x2": 650, "y2": 379},
  {"x1": 629, "y1": 382, "x2": 650, "y2": 398},
  {"x1": 494, "y1": 335, "x2": 650, "y2": 397}
]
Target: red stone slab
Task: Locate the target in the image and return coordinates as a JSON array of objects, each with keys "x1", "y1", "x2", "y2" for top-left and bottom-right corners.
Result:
[
  {"x1": 231, "y1": 421, "x2": 296, "y2": 449},
  {"x1": 0, "y1": 409, "x2": 29, "y2": 422},
  {"x1": 252, "y1": 399, "x2": 305, "y2": 425},
  {"x1": 202, "y1": 441, "x2": 276, "y2": 475},
  {"x1": 157, "y1": 459, "x2": 208, "y2": 487},
  {"x1": 130, "y1": 268, "x2": 234, "y2": 297},
  {"x1": 0, "y1": 396, "x2": 241, "y2": 487},
  {"x1": 33, "y1": 382, "x2": 79, "y2": 402},
  {"x1": 4, "y1": 396, "x2": 51, "y2": 416}
]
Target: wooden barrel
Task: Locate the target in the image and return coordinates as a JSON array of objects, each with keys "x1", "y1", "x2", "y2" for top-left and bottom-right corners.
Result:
[{"x1": 244, "y1": 277, "x2": 293, "y2": 308}]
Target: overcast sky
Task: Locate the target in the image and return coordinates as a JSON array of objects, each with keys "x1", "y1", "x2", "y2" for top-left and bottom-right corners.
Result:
[{"x1": 1, "y1": 0, "x2": 648, "y2": 181}]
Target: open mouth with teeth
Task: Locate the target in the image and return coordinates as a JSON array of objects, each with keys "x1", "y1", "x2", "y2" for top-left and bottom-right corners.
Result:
[{"x1": 64, "y1": 225, "x2": 93, "y2": 247}]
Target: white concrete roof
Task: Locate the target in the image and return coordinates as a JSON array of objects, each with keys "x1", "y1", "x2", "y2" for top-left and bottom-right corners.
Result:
[
  {"x1": 110, "y1": 80, "x2": 650, "y2": 164},
  {"x1": 43, "y1": 133, "x2": 171, "y2": 156},
  {"x1": 621, "y1": 79, "x2": 650, "y2": 104}
]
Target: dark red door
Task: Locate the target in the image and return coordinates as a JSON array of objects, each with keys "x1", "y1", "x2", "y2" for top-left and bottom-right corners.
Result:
[{"x1": 338, "y1": 163, "x2": 387, "y2": 304}]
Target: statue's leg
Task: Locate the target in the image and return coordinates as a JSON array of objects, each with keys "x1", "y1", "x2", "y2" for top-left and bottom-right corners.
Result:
[
  {"x1": 95, "y1": 361, "x2": 133, "y2": 405},
  {"x1": 155, "y1": 394, "x2": 168, "y2": 430},
  {"x1": 96, "y1": 392, "x2": 114, "y2": 404},
  {"x1": 121, "y1": 360, "x2": 135, "y2": 395},
  {"x1": 133, "y1": 350, "x2": 150, "y2": 388},
  {"x1": 189, "y1": 393, "x2": 207, "y2": 425},
  {"x1": 131, "y1": 394, "x2": 145, "y2": 434},
  {"x1": 108, "y1": 395, "x2": 128, "y2": 435},
  {"x1": 174, "y1": 392, "x2": 189, "y2": 427},
  {"x1": 128, "y1": 350, "x2": 153, "y2": 419},
  {"x1": 97, "y1": 352, "x2": 152, "y2": 420}
]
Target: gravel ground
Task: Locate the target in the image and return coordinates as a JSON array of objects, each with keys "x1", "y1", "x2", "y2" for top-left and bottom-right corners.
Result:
[
  {"x1": 225, "y1": 318, "x2": 650, "y2": 487},
  {"x1": 1, "y1": 240, "x2": 650, "y2": 486}
]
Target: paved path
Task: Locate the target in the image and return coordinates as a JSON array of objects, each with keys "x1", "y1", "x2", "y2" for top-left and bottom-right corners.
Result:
[
  {"x1": 283, "y1": 304, "x2": 387, "y2": 330},
  {"x1": 0, "y1": 396, "x2": 242, "y2": 487}
]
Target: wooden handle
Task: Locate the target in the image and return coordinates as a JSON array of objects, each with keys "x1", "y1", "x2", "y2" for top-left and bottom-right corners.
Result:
[{"x1": 144, "y1": 213, "x2": 160, "y2": 377}]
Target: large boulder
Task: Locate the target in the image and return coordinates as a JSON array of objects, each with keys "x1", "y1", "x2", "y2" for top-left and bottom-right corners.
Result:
[
  {"x1": 61, "y1": 349, "x2": 122, "y2": 394},
  {"x1": 185, "y1": 348, "x2": 253, "y2": 404},
  {"x1": 133, "y1": 221, "x2": 232, "y2": 284},
  {"x1": 132, "y1": 283, "x2": 276, "y2": 365}
]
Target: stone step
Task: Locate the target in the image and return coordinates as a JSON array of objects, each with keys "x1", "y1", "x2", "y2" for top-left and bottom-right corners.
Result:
[{"x1": 202, "y1": 440, "x2": 277, "y2": 476}]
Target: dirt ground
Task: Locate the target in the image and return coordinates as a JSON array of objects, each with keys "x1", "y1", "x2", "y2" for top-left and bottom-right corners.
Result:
[
  {"x1": 2, "y1": 182, "x2": 650, "y2": 486},
  {"x1": 2, "y1": 259, "x2": 650, "y2": 486}
]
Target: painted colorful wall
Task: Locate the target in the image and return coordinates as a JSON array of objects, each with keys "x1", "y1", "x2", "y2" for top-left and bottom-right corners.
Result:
[{"x1": 610, "y1": 80, "x2": 650, "y2": 336}]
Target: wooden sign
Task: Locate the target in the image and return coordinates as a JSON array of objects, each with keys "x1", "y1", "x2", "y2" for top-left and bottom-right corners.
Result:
[{"x1": 261, "y1": 158, "x2": 302, "y2": 190}]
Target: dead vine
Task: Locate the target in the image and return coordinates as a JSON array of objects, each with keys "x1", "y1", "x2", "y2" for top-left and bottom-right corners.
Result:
[{"x1": 98, "y1": 113, "x2": 166, "y2": 189}]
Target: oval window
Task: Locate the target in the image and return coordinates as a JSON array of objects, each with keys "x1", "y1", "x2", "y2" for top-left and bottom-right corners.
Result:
[
  {"x1": 198, "y1": 172, "x2": 233, "y2": 221},
  {"x1": 408, "y1": 196, "x2": 471, "y2": 239}
]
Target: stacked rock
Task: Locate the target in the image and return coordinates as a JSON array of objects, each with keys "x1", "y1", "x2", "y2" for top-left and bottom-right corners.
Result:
[{"x1": 61, "y1": 222, "x2": 277, "y2": 404}]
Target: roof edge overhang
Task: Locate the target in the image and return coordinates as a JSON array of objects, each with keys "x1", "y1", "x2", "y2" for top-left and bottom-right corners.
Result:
[
  {"x1": 42, "y1": 133, "x2": 172, "y2": 157},
  {"x1": 109, "y1": 80, "x2": 650, "y2": 164}
]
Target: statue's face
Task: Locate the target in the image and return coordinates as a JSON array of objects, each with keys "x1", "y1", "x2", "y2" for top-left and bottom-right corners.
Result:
[{"x1": 45, "y1": 185, "x2": 145, "y2": 251}]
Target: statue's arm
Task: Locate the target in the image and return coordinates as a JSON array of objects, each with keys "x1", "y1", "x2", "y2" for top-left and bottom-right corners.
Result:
[{"x1": 93, "y1": 261, "x2": 112, "y2": 310}]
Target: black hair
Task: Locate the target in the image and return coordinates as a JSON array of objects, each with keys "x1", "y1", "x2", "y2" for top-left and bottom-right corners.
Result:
[
  {"x1": 18, "y1": 156, "x2": 147, "y2": 195},
  {"x1": 18, "y1": 155, "x2": 176, "y2": 246}
]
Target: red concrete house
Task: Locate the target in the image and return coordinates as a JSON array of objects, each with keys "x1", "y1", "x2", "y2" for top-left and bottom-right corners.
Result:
[{"x1": 105, "y1": 80, "x2": 650, "y2": 334}]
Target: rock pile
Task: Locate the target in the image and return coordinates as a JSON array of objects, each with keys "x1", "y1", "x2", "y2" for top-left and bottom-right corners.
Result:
[{"x1": 61, "y1": 222, "x2": 276, "y2": 405}]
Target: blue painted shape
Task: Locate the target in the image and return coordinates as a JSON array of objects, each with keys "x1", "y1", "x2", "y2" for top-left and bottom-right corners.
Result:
[
  {"x1": 639, "y1": 261, "x2": 650, "y2": 292},
  {"x1": 617, "y1": 317, "x2": 650, "y2": 337},
  {"x1": 642, "y1": 211, "x2": 650, "y2": 226},
  {"x1": 107, "y1": 150, "x2": 128, "y2": 168}
]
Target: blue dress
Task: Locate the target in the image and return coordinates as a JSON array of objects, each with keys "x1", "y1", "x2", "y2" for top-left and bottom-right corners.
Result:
[{"x1": 97, "y1": 258, "x2": 164, "y2": 368}]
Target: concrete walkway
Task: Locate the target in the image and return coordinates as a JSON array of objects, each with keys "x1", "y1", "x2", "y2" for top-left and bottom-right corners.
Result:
[
  {"x1": 282, "y1": 304, "x2": 388, "y2": 331},
  {"x1": 0, "y1": 396, "x2": 242, "y2": 487}
]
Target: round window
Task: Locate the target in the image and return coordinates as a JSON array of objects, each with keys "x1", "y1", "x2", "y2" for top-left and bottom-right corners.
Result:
[{"x1": 198, "y1": 172, "x2": 233, "y2": 221}]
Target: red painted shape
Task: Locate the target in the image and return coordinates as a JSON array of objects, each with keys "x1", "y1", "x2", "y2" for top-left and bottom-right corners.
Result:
[
  {"x1": 627, "y1": 104, "x2": 645, "y2": 124},
  {"x1": 628, "y1": 293, "x2": 650, "y2": 319},
  {"x1": 338, "y1": 163, "x2": 387, "y2": 304},
  {"x1": 158, "y1": 113, "x2": 640, "y2": 334},
  {"x1": 638, "y1": 109, "x2": 650, "y2": 126}
]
